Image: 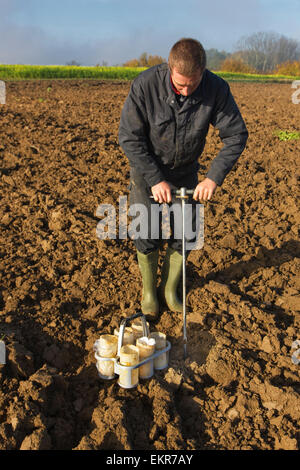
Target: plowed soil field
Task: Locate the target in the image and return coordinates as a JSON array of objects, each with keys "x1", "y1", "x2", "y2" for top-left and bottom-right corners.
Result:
[{"x1": 0, "y1": 79, "x2": 299, "y2": 451}]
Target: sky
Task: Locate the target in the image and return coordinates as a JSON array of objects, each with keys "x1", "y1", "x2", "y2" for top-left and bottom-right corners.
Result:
[{"x1": 0, "y1": 0, "x2": 299, "y2": 66}]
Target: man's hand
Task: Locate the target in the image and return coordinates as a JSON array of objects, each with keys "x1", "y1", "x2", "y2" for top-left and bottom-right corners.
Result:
[
  {"x1": 193, "y1": 178, "x2": 217, "y2": 201},
  {"x1": 151, "y1": 181, "x2": 172, "y2": 203}
]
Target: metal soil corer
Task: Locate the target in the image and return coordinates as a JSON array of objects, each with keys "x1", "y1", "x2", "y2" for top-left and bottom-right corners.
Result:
[
  {"x1": 173, "y1": 187, "x2": 193, "y2": 359},
  {"x1": 150, "y1": 187, "x2": 193, "y2": 358},
  {"x1": 173, "y1": 188, "x2": 217, "y2": 358},
  {"x1": 152, "y1": 187, "x2": 213, "y2": 358}
]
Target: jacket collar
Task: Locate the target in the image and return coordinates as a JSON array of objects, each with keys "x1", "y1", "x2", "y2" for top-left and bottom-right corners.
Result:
[{"x1": 164, "y1": 67, "x2": 205, "y2": 109}]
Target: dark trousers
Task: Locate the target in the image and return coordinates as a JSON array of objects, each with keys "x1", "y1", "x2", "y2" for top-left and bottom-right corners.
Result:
[{"x1": 129, "y1": 168, "x2": 199, "y2": 254}]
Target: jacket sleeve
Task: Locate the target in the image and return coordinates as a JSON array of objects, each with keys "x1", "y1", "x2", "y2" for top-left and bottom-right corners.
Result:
[
  {"x1": 206, "y1": 81, "x2": 248, "y2": 186},
  {"x1": 118, "y1": 78, "x2": 165, "y2": 187}
]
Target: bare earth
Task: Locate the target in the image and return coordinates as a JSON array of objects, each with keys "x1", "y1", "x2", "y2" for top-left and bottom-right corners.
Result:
[{"x1": 0, "y1": 79, "x2": 299, "y2": 450}]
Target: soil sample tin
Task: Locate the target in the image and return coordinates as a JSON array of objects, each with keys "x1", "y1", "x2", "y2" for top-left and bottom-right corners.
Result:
[
  {"x1": 136, "y1": 336, "x2": 156, "y2": 379},
  {"x1": 113, "y1": 326, "x2": 134, "y2": 346},
  {"x1": 118, "y1": 344, "x2": 139, "y2": 389},
  {"x1": 150, "y1": 332, "x2": 168, "y2": 370},
  {"x1": 95, "y1": 334, "x2": 118, "y2": 379}
]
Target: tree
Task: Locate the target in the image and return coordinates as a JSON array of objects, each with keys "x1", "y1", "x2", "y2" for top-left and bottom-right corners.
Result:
[
  {"x1": 147, "y1": 54, "x2": 166, "y2": 67},
  {"x1": 123, "y1": 58, "x2": 140, "y2": 67},
  {"x1": 123, "y1": 53, "x2": 166, "y2": 67},
  {"x1": 220, "y1": 56, "x2": 256, "y2": 73},
  {"x1": 139, "y1": 52, "x2": 148, "y2": 67},
  {"x1": 206, "y1": 48, "x2": 230, "y2": 70},
  {"x1": 236, "y1": 31, "x2": 300, "y2": 73},
  {"x1": 274, "y1": 60, "x2": 300, "y2": 76},
  {"x1": 66, "y1": 60, "x2": 81, "y2": 66}
]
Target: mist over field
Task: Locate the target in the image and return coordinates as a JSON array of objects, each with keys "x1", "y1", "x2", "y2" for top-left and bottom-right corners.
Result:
[{"x1": 0, "y1": 0, "x2": 299, "y2": 65}]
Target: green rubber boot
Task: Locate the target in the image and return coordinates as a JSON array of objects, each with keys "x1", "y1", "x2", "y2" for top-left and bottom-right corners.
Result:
[
  {"x1": 159, "y1": 247, "x2": 183, "y2": 312},
  {"x1": 137, "y1": 249, "x2": 160, "y2": 320}
]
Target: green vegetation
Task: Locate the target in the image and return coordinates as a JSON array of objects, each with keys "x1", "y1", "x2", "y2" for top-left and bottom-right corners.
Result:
[
  {"x1": 0, "y1": 64, "x2": 299, "y2": 82},
  {"x1": 0, "y1": 64, "x2": 147, "y2": 81},
  {"x1": 215, "y1": 71, "x2": 300, "y2": 82},
  {"x1": 273, "y1": 130, "x2": 300, "y2": 141}
]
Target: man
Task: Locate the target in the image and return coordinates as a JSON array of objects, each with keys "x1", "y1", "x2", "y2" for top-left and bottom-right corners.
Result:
[{"x1": 118, "y1": 38, "x2": 248, "y2": 320}]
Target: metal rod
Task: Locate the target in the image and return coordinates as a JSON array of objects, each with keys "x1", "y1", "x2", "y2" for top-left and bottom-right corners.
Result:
[
  {"x1": 180, "y1": 188, "x2": 187, "y2": 359},
  {"x1": 117, "y1": 312, "x2": 149, "y2": 356},
  {"x1": 150, "y1": 187, "x2": 200, "y2": 359}
]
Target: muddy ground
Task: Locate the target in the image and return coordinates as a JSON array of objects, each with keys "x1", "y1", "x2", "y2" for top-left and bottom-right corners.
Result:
[{"x1": 0, "y1": 79, "x2": 299, "y2": 451}]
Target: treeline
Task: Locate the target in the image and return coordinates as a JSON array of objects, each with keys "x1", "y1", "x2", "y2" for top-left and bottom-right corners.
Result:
[
  {"x1": 122, "y1": 32, "x2": 300, "y2": 76},
  {"x1": 220, "y1": 31, "x2": 300, "y2": 75},
  {"x1": 123, "y1": 52, "x2": 166, "y2": 68}
]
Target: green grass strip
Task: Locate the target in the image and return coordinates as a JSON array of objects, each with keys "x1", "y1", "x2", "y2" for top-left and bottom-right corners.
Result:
[
  {"x1": 0, "y1": 64, "x2": 299, "y2": 82},
  {"x1": 0, "y1": 64, "x2": 147, "y2": 81},
  {"x1": 214, "y1": 71, "x2": 300, "y2": 82}
]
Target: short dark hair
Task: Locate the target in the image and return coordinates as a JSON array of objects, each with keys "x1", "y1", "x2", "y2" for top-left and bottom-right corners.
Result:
[{"x1": 168, "y1": 38, "x2": 206, "y2": 76}]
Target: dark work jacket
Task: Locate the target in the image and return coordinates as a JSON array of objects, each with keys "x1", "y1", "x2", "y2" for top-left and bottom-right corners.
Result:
[{"x1": 118, "y1": 63, "x2": 248, "y2": 187}]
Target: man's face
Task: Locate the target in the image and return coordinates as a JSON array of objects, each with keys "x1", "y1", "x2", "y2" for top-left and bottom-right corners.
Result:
[{"x1": 170, "y1": 67, "x2": 203, "y2": 96}]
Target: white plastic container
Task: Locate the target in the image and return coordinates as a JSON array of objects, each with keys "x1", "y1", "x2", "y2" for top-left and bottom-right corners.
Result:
[
  {"x1": 114, "y1": 326, "x2": 134, "y2": 345},
  {"x1": 136, "y1": 336, "x2": 156, "y2": 379},
  {"x1": 94, "y1": 334, "x2": 118, "y2": 379},
  {"x1": 150, "y1": 332, "x2": 168, "y2": 370},
  {"x1": 118, "y1": 344, "x2": 139, "y2": 388}
]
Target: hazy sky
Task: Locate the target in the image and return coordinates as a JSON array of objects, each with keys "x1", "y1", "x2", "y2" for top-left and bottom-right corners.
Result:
[{"x1": 0, "y1": 0, "x2": 299, "y2": 65}]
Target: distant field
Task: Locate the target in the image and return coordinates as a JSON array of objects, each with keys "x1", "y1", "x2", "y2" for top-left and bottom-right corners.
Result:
[
  {"x1": 215, "y1": 71, "x2": 300, "y2": 82},
  {"x1": 0, "y1": 65, "x2": 146, "y2": 81},
  {"x1": 0, "y1": 64, "x2": 299, "y2": 82}
]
